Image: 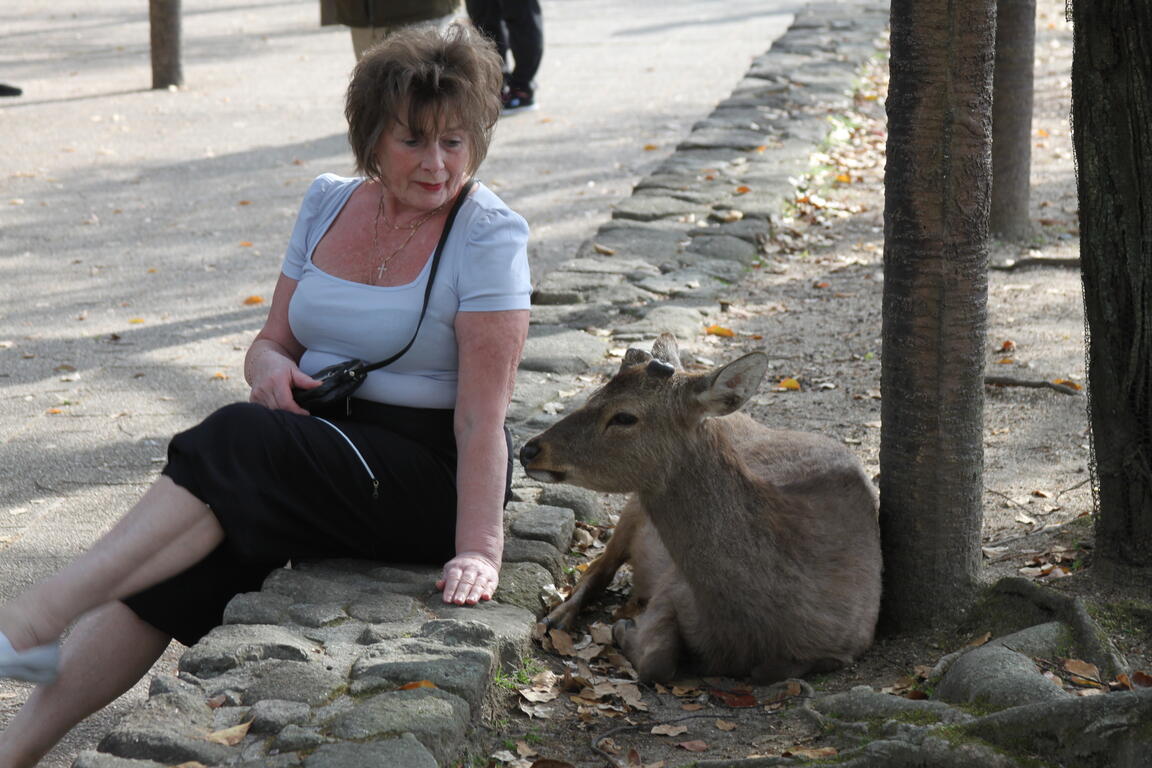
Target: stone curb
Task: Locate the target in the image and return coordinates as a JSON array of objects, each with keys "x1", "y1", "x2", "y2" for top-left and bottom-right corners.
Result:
[{"x1": 73, "y1": 4, "x2": 888, "y2": 766}]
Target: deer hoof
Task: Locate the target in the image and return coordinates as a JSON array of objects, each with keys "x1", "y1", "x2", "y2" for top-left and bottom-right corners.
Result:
[
  {"x1": 612, "y1": 618, "x2": 636, "y2": 646},
  {"x1": 543, "y1": 601, "x2": 583, "y2": 631}
]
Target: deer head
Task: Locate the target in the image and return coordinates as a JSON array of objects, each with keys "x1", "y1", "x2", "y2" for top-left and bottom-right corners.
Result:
[{"x1": 519, "y1": 334, "x2": 770, "y2": 493}]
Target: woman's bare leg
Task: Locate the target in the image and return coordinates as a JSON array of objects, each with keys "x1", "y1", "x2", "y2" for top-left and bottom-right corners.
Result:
[
  {"x1": 0, "y1": 476, "x2": 223, "y2": 649},
  {"x1": 0, "y1": 602, "x2": 171, "y2": 768}
]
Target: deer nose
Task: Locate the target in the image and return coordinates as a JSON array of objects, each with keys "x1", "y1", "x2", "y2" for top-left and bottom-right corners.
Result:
[{"x1": 519, "y1": 439, "x2": 540, "y2": 466}]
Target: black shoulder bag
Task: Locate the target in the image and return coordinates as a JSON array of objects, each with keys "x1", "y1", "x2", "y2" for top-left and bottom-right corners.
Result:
[{"x1": 292, "y1": 180, "x2": 475, "y2": 411}]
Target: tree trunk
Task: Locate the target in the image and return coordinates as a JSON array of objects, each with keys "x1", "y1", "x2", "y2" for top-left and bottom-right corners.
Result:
[
  {"x1": 149, "y1": 0, "x2": 183, "y2": 89},
  {"x1": 989, "y1": 0, "x2": 1035, "y2": 240},
  {"x1": 1072, "y1": 0, "x2": 1152, "y2": 582},
  {"x1": 879, "y1": 0, "x2": 996, "y2": 632}
]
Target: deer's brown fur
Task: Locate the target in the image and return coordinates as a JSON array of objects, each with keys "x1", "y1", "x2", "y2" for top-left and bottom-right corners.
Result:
[{"x1": 519, "y1": 334, "x2": 882, "y2": 683}]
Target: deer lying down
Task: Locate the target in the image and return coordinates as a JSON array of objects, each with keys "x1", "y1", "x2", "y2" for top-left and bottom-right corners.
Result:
[{"x1": 518, "y1": 334, "x2": 882, "y2": 683}]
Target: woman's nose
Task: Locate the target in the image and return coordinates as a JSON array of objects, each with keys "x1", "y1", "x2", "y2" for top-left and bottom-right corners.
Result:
[{"x1": 421, "y1": 145, "x2": 445, "y2": 171}]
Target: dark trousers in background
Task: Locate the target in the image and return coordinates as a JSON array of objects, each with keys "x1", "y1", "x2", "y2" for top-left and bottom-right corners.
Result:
[{"x1": 465, "y1": 0, "x2": 543, "y2": 93}]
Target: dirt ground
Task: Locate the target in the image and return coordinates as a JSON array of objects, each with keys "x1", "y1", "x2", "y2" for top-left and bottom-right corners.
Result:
[{"x1": 480, "y1": 3, "x2": 1152, "y2": 767}]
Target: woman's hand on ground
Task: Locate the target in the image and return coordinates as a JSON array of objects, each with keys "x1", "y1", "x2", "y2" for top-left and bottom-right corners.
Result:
[{"x1": 437, "y1": 552, "x2": 500, "y2": 605}]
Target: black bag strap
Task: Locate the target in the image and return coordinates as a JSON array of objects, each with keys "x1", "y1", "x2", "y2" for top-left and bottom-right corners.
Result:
[{"x1": 361, "y1": 179, "x2": 475, "y2": 374}]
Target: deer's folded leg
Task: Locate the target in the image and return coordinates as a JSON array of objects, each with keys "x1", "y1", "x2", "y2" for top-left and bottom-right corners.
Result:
[
  {"x1": 543, "y1": 496, "x2": 644, "y2": 630},
  {"x1": 614, "y1": 589, "x2": 682, "y2": 683}
]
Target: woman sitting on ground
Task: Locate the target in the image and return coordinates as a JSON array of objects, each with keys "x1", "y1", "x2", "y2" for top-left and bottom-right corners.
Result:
[{"x1": 0, "y1": 24, "x2": 529, "y2": 767}]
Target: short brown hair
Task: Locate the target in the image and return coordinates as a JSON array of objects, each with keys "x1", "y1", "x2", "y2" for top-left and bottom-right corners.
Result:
[{"x1": 345, "y1": 24, "x2": 503, "y2": 180}]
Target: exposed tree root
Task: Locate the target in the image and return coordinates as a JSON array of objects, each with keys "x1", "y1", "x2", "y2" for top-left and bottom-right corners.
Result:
[
  {"x1": 958, "y1": 686, "x2": 1152, "y2": 767},
  {"x1": 984, "y1": 375, "x2": 1083, "y2": 395},
  {"x1": 992, "y1": 576, "x2": 1129, "y2": 678},
  {"x1": 783, "y1": 577, "x2": 1151, "y2": 767}
]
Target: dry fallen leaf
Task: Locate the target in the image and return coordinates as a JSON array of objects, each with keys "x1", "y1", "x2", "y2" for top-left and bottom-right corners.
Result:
[
  {"x1": 775, "y1": 377, "x2": 801, "y2": 392},
  {"x1": 518, "y1": 700, "x2": 554, "y2": 719},
  {"x1": 714, "y1": 719, "x2": 737, "y2": 731},
  {"x1": 239, "y1": 241, "x2": 253, "y2": 247},
  {"x1": 548, "y1": 628, "x2": 575, "y2": 656},
  {"x1": 762, "y1": 680, "x2": 804, "y2": 705},
  {"x1": 592, "y1": 243, "x2": 617, "y2": 255},
  {"x1": 708, "y1": 688, "x2": 758, "y2": 708},
  {"x1": 643, "y1": 143, "x2": 659, "y2": 151},
  {"x1": 590, "y1": 623, "x2": 614, "y2": 645},
  {"x1": 651, "y1": 724, "x2": 689, "y2": 736},
  {"x1": 785, "y1": 747, "x2": 838, "y2": 759},
  {"x1": 734, "y1": 185, "x2": 751, "y2": 195},
  {"x1": 400, "y1": 680, "x2": 438, "y2": 690},
  {"x1": 243, "y1": 295, "x2": 265, "y2": 305},
  {"x1": 211, "y1": 372, "x2": 229, "y2": 380},
  {"x1": 1063, "y1": 659, "x2": 1103, "y2": 685},
  {"x1": 205, "y1": 721, "x2": 251, "y2": 746},
  {"x1": 520, "y1": 688, "x2": 559, "y2": 703},
  {"x1": 1132, "y1": 671, "x2": 1152, "y2": 688},
  {"x1": 676, "y1": 740, "x2": 709, "y2": 753},
  {"x1": 705, "y1": 324, "x2": 735, "y2": 337}
]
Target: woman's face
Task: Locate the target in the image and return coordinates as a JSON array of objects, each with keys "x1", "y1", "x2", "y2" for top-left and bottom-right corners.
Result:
[{"x1": 376, "y1": 116, "x2": 471, "y2": 214}]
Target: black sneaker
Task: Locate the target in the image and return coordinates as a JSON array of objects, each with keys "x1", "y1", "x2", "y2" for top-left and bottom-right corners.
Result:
[
  {"x1": 0, "y1": 84, "x2": 22, "y2": 97},
  {"x1": 501, "y1": 88, "x2": 537, "y2": 116}
]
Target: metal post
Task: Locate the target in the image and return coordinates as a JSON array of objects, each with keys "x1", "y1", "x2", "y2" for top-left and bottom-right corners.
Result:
[{"x1": 149, "y1": 0, "x2": 184, "y2": 89}]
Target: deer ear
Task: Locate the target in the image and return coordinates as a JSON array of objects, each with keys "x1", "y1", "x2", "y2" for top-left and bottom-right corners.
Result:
[
  {"x1": 695, "y1": 352, "x2": 769, "y2": 416},
  {"x1": 621, "y1": 348, "x2": 652, "y2": 372},
  {"x1": 650, "y1": 333, "x2": 683, "y2": 370}
]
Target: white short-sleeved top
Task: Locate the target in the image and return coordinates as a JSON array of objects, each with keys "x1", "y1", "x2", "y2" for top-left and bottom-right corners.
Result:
[{"x1": 282, "y1": 174, "x2": 531, "y2": 409}]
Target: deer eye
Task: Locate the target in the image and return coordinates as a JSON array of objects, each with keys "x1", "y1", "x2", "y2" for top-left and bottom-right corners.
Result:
[{"x1": 608, "y1": 412, "x2": 639, "y2": 427}]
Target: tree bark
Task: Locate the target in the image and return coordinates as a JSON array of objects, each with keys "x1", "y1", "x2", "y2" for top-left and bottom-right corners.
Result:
[
  {"x1": 149, "y1": 0, "x2": 183, "y2": 89},
  {"x1": 1072, "y1": 0, "x2": 1152, "y2": 580},
  {"x1": 989, "y1": 0, "x2": 1035, "y2": 240},
  {"x1": 879, "y1": 0, "x2": 996, "y2": 632}
]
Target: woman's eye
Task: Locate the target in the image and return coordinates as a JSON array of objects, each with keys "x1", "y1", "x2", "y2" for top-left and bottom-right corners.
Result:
[{"x1": 608, "y1": 412, "x2": 638, "y2": 427}]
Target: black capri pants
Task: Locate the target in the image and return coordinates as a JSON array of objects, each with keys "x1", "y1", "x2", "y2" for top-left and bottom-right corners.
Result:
[{"x1": 123, "y1": 399, "x2": 511, "y2": 646}]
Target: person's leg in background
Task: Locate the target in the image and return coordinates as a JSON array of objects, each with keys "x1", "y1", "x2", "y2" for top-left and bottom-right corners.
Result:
[
  {"x1": 499, "y1": 0, "x2": 543, "y2": 112},
  {"x1": 466, "y1": 0, "x2": 510, "y2": 80},
  {"x1": 350, "y1": 25, "x2": 389, "y2": 60}
]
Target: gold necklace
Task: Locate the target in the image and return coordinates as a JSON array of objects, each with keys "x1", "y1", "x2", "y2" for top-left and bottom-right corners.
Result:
[{"x1": 372, "y1": 190, "x2": 446, "y2": 282}]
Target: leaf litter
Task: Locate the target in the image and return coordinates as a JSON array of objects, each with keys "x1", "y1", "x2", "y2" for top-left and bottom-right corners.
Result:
[{"x1": 484, "y1": 8, "x2": 1152, "y2": 764}]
